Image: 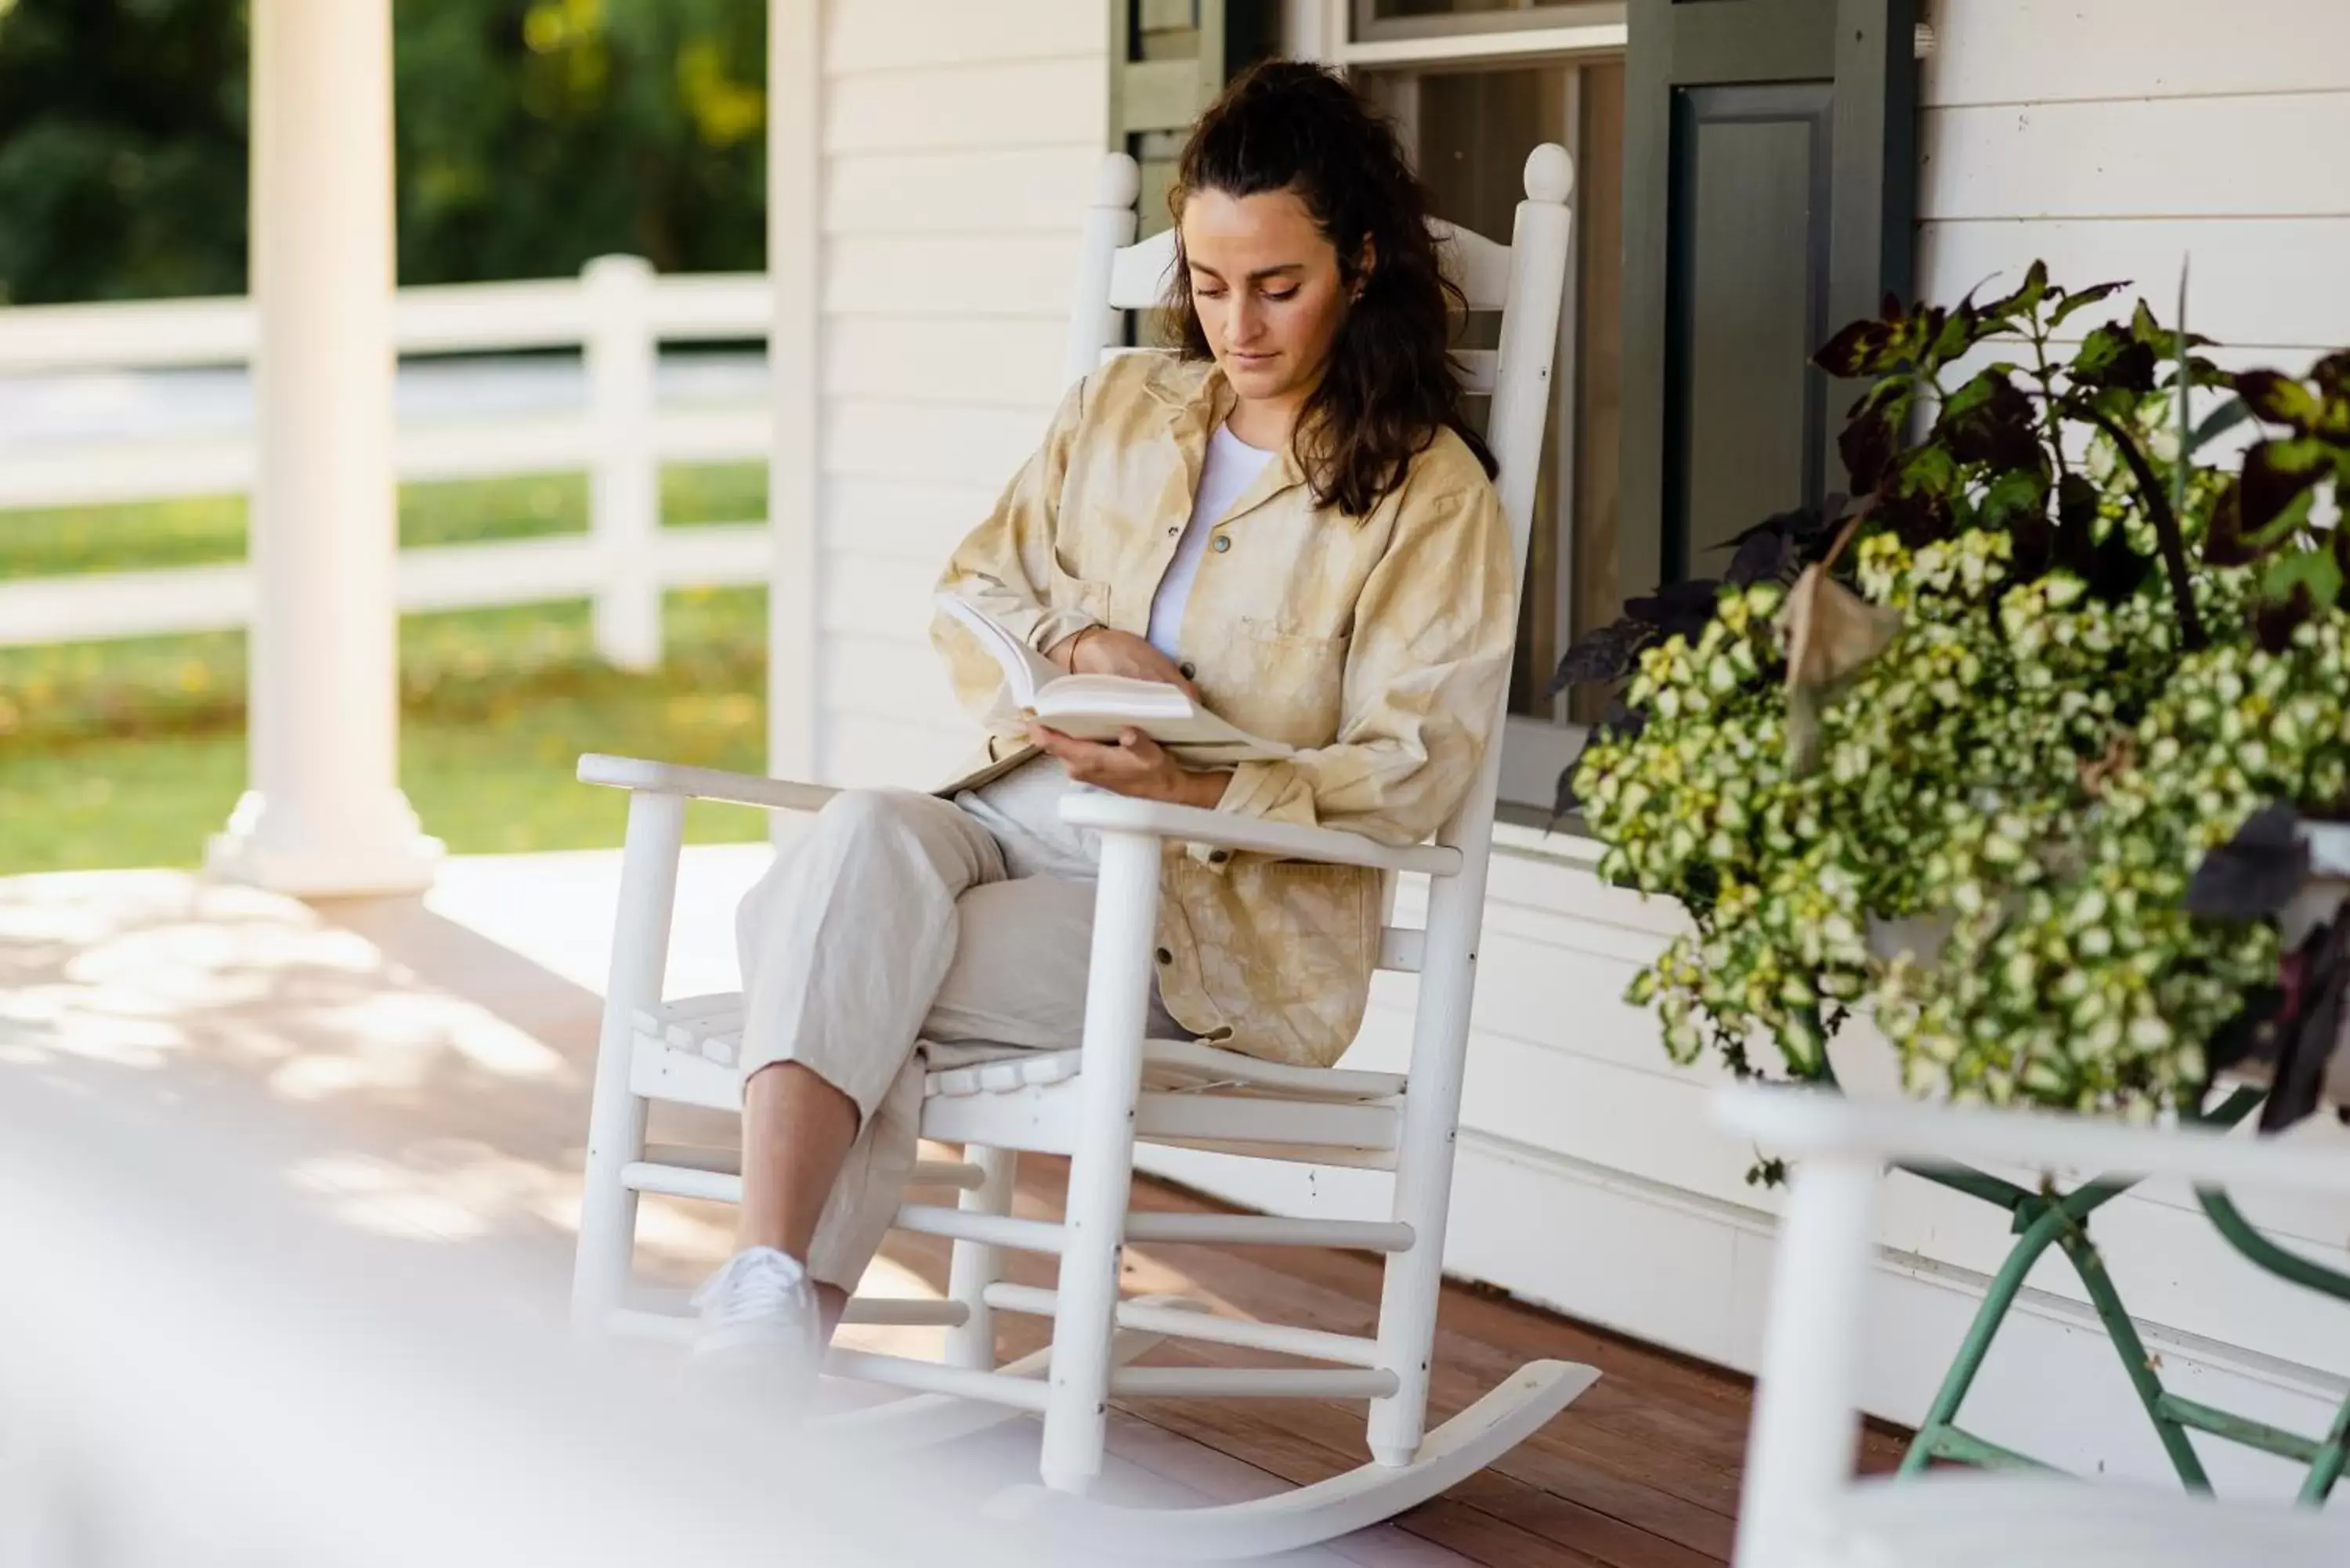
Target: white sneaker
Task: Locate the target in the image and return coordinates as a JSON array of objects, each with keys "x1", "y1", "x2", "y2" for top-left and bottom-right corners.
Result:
[{"x1": 690, "y1": 1246, "x2": 826, "y2": 1405}]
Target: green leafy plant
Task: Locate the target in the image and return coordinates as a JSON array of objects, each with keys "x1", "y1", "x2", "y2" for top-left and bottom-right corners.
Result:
[{"x1": 1559, "y1": 265, "x2": 2350, "y2": 1119}]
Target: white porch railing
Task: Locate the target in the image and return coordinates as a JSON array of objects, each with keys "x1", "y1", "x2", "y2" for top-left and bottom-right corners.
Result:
[
  {"x1": 0, "y1": 255, "x2": 771, "y2": 670},
  {"x1": 0, "y1": 1066, "x2": 1031, "y2": 1568}
]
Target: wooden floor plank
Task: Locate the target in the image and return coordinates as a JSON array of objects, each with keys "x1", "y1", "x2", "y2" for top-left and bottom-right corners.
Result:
[{"x1": 846, "y1": 1149, "x2": 1798, "y2": 1567}]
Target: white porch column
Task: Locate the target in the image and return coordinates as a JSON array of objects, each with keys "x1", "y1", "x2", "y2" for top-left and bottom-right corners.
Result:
[
  {"x1": 208, "y1": 0, "x2": 441, "y2": 895},
  {"x1": 765, "y1": 0, "x2": 822, "y2": 807}
]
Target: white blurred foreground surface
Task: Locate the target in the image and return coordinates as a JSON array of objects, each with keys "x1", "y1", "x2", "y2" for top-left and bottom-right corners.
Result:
[{"x1": 0, "y1": 1064, "x2": 1036, "y2": 1568}]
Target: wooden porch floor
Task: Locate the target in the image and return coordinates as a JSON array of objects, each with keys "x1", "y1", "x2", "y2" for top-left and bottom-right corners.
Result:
[{"x1": 0, "y1": 854, "x2": 1900, "y2": 1566}]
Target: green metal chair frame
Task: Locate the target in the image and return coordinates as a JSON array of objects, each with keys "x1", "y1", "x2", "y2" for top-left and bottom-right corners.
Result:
[{"x1": 1893, "y1": 1085, "x2": 2350, "y2": 1502}]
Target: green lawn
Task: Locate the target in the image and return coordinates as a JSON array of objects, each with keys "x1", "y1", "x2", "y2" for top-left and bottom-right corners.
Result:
[{"x1": 0, "y1": 465, "x2": 776, "y2": 876}]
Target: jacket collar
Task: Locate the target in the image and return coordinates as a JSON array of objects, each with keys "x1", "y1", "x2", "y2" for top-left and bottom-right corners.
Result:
[{"x1": 1144, "y1": 354, "x2": 1316, "y2": 515}]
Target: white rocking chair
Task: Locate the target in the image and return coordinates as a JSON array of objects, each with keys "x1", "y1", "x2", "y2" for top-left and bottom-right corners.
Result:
[
  {"x1": 569, "y1": 145, "x2": 1589, "y2": 1559},
  {"x1": 1719, "y1": 1086, "x2": 2350, "y2": 1568}
]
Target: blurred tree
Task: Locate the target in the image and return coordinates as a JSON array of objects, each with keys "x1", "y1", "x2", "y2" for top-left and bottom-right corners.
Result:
[
  {"x1": 0, "y1": 0, "x2": 251, "y2": 304},
  {"x1": 0, "y1": 0, "x2": 766, "y2": 305}
]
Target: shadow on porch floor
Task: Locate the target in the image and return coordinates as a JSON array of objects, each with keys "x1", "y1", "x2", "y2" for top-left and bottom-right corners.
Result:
[{"x1": 0, "y1": 851, "x2": 1900, "y2": 1566}]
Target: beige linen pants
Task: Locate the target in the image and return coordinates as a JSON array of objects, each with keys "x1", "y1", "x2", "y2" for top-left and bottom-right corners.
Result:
[{"x1": 734, "y1": 757, "x2": 1181, "y2": 1290}]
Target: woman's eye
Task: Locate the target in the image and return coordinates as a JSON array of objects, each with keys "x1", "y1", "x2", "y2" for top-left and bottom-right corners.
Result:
[
  {"x1": 1196, "y1": 287, "x2": 1228, "y2": 299},
  {"x1": 1262, "y1": 288, "x2": 1298, "y2": 302}
]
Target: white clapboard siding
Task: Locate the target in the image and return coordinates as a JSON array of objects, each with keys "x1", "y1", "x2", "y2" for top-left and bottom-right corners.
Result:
[
  {"x1": 824, "y1": 0, "x2": 1105, "y2": 75},
  {"x1": 820, "y1": 632, "x2": 971, "y2": 734},
  {"x1": 1916, "y1": 0, "x2": 2350, "y2": 392},
  {"x1": 825, "y1": 149, "x2": 1103, "y2": 236},
  {"x1": 819, "y1": 551, "x2": 941, "y2": 640},
  {"x1": 819, "y1": 713, "x2": 976, "y2": 790},
  {"x1": 822, "y1": 318, "x2": 1072, "y2": 409},
  {"x1": 1924, "y1": 0, "x2": 2350, "y2": 107},
  {"x1": 1918, "y1": 219, "x2": 2350, "y2": 352},
  {"x1": 822, "y1": 236, "x2": 1083, "y2": 320},
  {"x1": 827, "y1": 58, "x2": 1108, "y2": 154},
  {"x1": 824, "y1": 400, "x2": 1057, "y2": 487},
  {"x1": 818, "y1": 477, "x2": 1004, "y2": 560},
  {"x1": 1920, "y1": 93, "x2": 2350, "y2": 222}
]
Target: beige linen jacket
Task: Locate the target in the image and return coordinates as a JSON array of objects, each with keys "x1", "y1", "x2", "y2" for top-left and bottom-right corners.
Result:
[{"x1": 930, "y1": 352, "x2": 1517, "y2": 1068}]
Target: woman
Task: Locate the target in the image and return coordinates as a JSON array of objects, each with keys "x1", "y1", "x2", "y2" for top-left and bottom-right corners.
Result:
[{"x1": 693, "y1": 60, "x2": 1519, "y2": 1389}]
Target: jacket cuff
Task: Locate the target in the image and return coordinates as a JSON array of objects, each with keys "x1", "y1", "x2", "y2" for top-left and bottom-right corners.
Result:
[
  {"x1": 1025, "y1": 606, "x2": 1101, "y2": 658},
  {"x1": 1191, "y1": 760, "x2": 1312, "y2": 869}
]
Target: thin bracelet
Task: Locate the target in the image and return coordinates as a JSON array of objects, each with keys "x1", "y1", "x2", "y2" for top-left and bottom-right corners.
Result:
[{"x1": 1065, "y1": 624, "x2": 1104, "y2": 668}]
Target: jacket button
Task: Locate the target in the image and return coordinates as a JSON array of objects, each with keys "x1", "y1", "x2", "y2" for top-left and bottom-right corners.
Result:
[
  {"x1": 1155, "y1": 947, "x2": 1173, "y2": 965},
  {"x1": 1178, "y1": 660, "x2": 1196, "y2": 679},
  {"x1": 1208, "y1": 849, "x2": 1231, "y2": 865},
  {"x1": 1211, "y1": 535, "x2": 1231, "y2": 552}
]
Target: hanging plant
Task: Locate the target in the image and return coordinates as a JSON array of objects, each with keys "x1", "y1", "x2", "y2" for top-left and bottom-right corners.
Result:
[{"x1": 1558, "y1": 264, "x2": 2350, "y2": 1123}]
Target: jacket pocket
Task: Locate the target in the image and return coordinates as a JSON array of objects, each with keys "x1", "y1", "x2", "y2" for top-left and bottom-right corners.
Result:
[{"x1": 1224, "y1": 620, "x2": 1349, "y2": 744}]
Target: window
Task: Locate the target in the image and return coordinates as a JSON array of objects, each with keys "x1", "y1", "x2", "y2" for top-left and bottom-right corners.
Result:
[
  {"x1": 1354, "y1": 1, "x2": 1627, "y2": 45},
  {"x1": 1330, "y1": 9, "x2": 1626, "y2": 816}
]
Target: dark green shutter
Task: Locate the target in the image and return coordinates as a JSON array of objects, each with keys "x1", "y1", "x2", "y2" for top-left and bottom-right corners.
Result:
[
  {"x1": 1109, "y1": 2, "x2": 1278, "y2": 238},
  {"x1": 1620, "y1": 0, "x2": 1920, "y2": 591}
]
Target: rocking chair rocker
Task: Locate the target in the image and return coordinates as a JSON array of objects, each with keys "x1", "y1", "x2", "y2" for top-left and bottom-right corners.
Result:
[{"x1": 569, "y1": 144, "x2": 1589, "y2": 1559}]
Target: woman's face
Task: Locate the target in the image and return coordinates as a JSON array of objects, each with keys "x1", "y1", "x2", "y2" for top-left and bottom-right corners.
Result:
[{"x1": 1180, "y1": 186, "x2": 1352, "y2": 411}]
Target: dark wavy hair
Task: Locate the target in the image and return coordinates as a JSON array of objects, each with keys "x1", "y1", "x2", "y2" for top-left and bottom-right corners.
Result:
[{"x1": 1166, "y1": 60, "x2": 1495, "y2": 518}]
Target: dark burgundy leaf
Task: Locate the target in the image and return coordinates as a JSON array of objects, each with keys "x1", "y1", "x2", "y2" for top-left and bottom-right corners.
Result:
[
  {"x1": 1551, "y1": 753, "x2": 1582, "y2": 823},
  {"x1": 2186, "y1": 802, "x2": 2308, "y2": 920},
  {"x1": 2006, "y1": 507, "x2": 2055, "y2": 582},
  {"x1": 2254, "y1": 581, "x2": 2318, "y2": 653},
  {"x1": 1596, "y1": 696, "x2": 1647, "y2": 744},
  {"x1": 2084, "y1": 528, "x2": 2153, "y2": 604},
  {"x1": 2263, "y1": 918, "x2": 2350, "y2": 1133},
  {"x1": 1726, "y1": 526, "x2": 1795, "y2": 587},
  {"x1": 2312, "y1": 352, "x2": 2350, "y2": 401},
  {"x1": 2070, "y1": 326, "x2": 2158, "y2": 394},
  {"x1": 2056, "y1": 472, "x2": 2101, "y2": 533},
  {"x1": 2047, "y1": 280, "x2": 2126, "y2": 331},
  {"x1": 2204, "y1": 985, "x2": 2288, "y2": 1076},
  {"x1": 1815, "y1": 319, "x2": 1897, "y2": 379},
  {"x1": 2240, "y1": 438, "x2": 2333, "y2": 534},
  {"x1": 1880, "y1": 291, "x2": 1905, "y2": 323},
  {"x1": 1551, "y1": 619, "x2": 1655, "y2": 692},
  {"x1": 1624, "y1": 578, "x2": 1726, "y2": 643},
  {"x1": 1935, "y1": 370, "x2": 2041, "y2": 471},
  {"x1": 2235, "y1": 370, "x2": 2323, "y2": 433},
  {"x1": 1880, "y1": 486, "x2": 1956, "y2": 548},
  {"x1": 1723, "y1": 500, "x2": 1840, "y2": 551},
  {"x1": 2204, "y1": 482, "x2": 2260, "y2": 567},
  {"x1": 1840, "y1": 410, "x2": 1900, "y2": 494}
]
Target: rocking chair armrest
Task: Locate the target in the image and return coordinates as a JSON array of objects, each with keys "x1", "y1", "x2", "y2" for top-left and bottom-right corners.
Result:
[
  {"x1": 1714, "y1": 1084, "x2": 2350, "y2": 1198},
  {"x1": 576, "y1": 753, "x2": 839, "y2": 815},
  {"x1": 1055, "y1": 793, "x2": 1463, "y2": 876}
]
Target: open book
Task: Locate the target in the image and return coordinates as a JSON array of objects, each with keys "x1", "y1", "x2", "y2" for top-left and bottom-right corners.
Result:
[{"x1": 935, "y1": 594, "x2": 1294, "y2": 766}]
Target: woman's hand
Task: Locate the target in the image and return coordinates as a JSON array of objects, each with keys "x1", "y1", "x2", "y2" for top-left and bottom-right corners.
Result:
[
  {"x1": 1028, "y1": 724, "x2": 1229, "y2": 807},
  {"x1": 1047, "y1": 626, "x2": 1201, "y2": 701}
]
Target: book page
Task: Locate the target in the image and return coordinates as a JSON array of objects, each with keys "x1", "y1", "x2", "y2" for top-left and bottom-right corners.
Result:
[{"x1": 933, "y1": 593, "x2": 1061, "y2": 708}]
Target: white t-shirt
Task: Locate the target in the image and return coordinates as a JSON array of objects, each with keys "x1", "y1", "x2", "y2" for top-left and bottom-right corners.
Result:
[{"x1": 1145, "y1": 423, "x2": 1277, "y2": 659}]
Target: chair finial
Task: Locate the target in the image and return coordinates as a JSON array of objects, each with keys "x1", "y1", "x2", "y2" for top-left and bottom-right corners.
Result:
[
  {"x1": 1095, "y1": 152, "x2": 1143, "y2": 209},
  {"x1": 1522, "y1": 143, "x2": 1574, "y2": 204}
]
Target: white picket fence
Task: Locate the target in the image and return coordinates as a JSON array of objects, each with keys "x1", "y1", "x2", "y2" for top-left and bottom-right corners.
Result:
[{"x1": 0, "y1": 255, "x2": 772, "y2": 669}]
